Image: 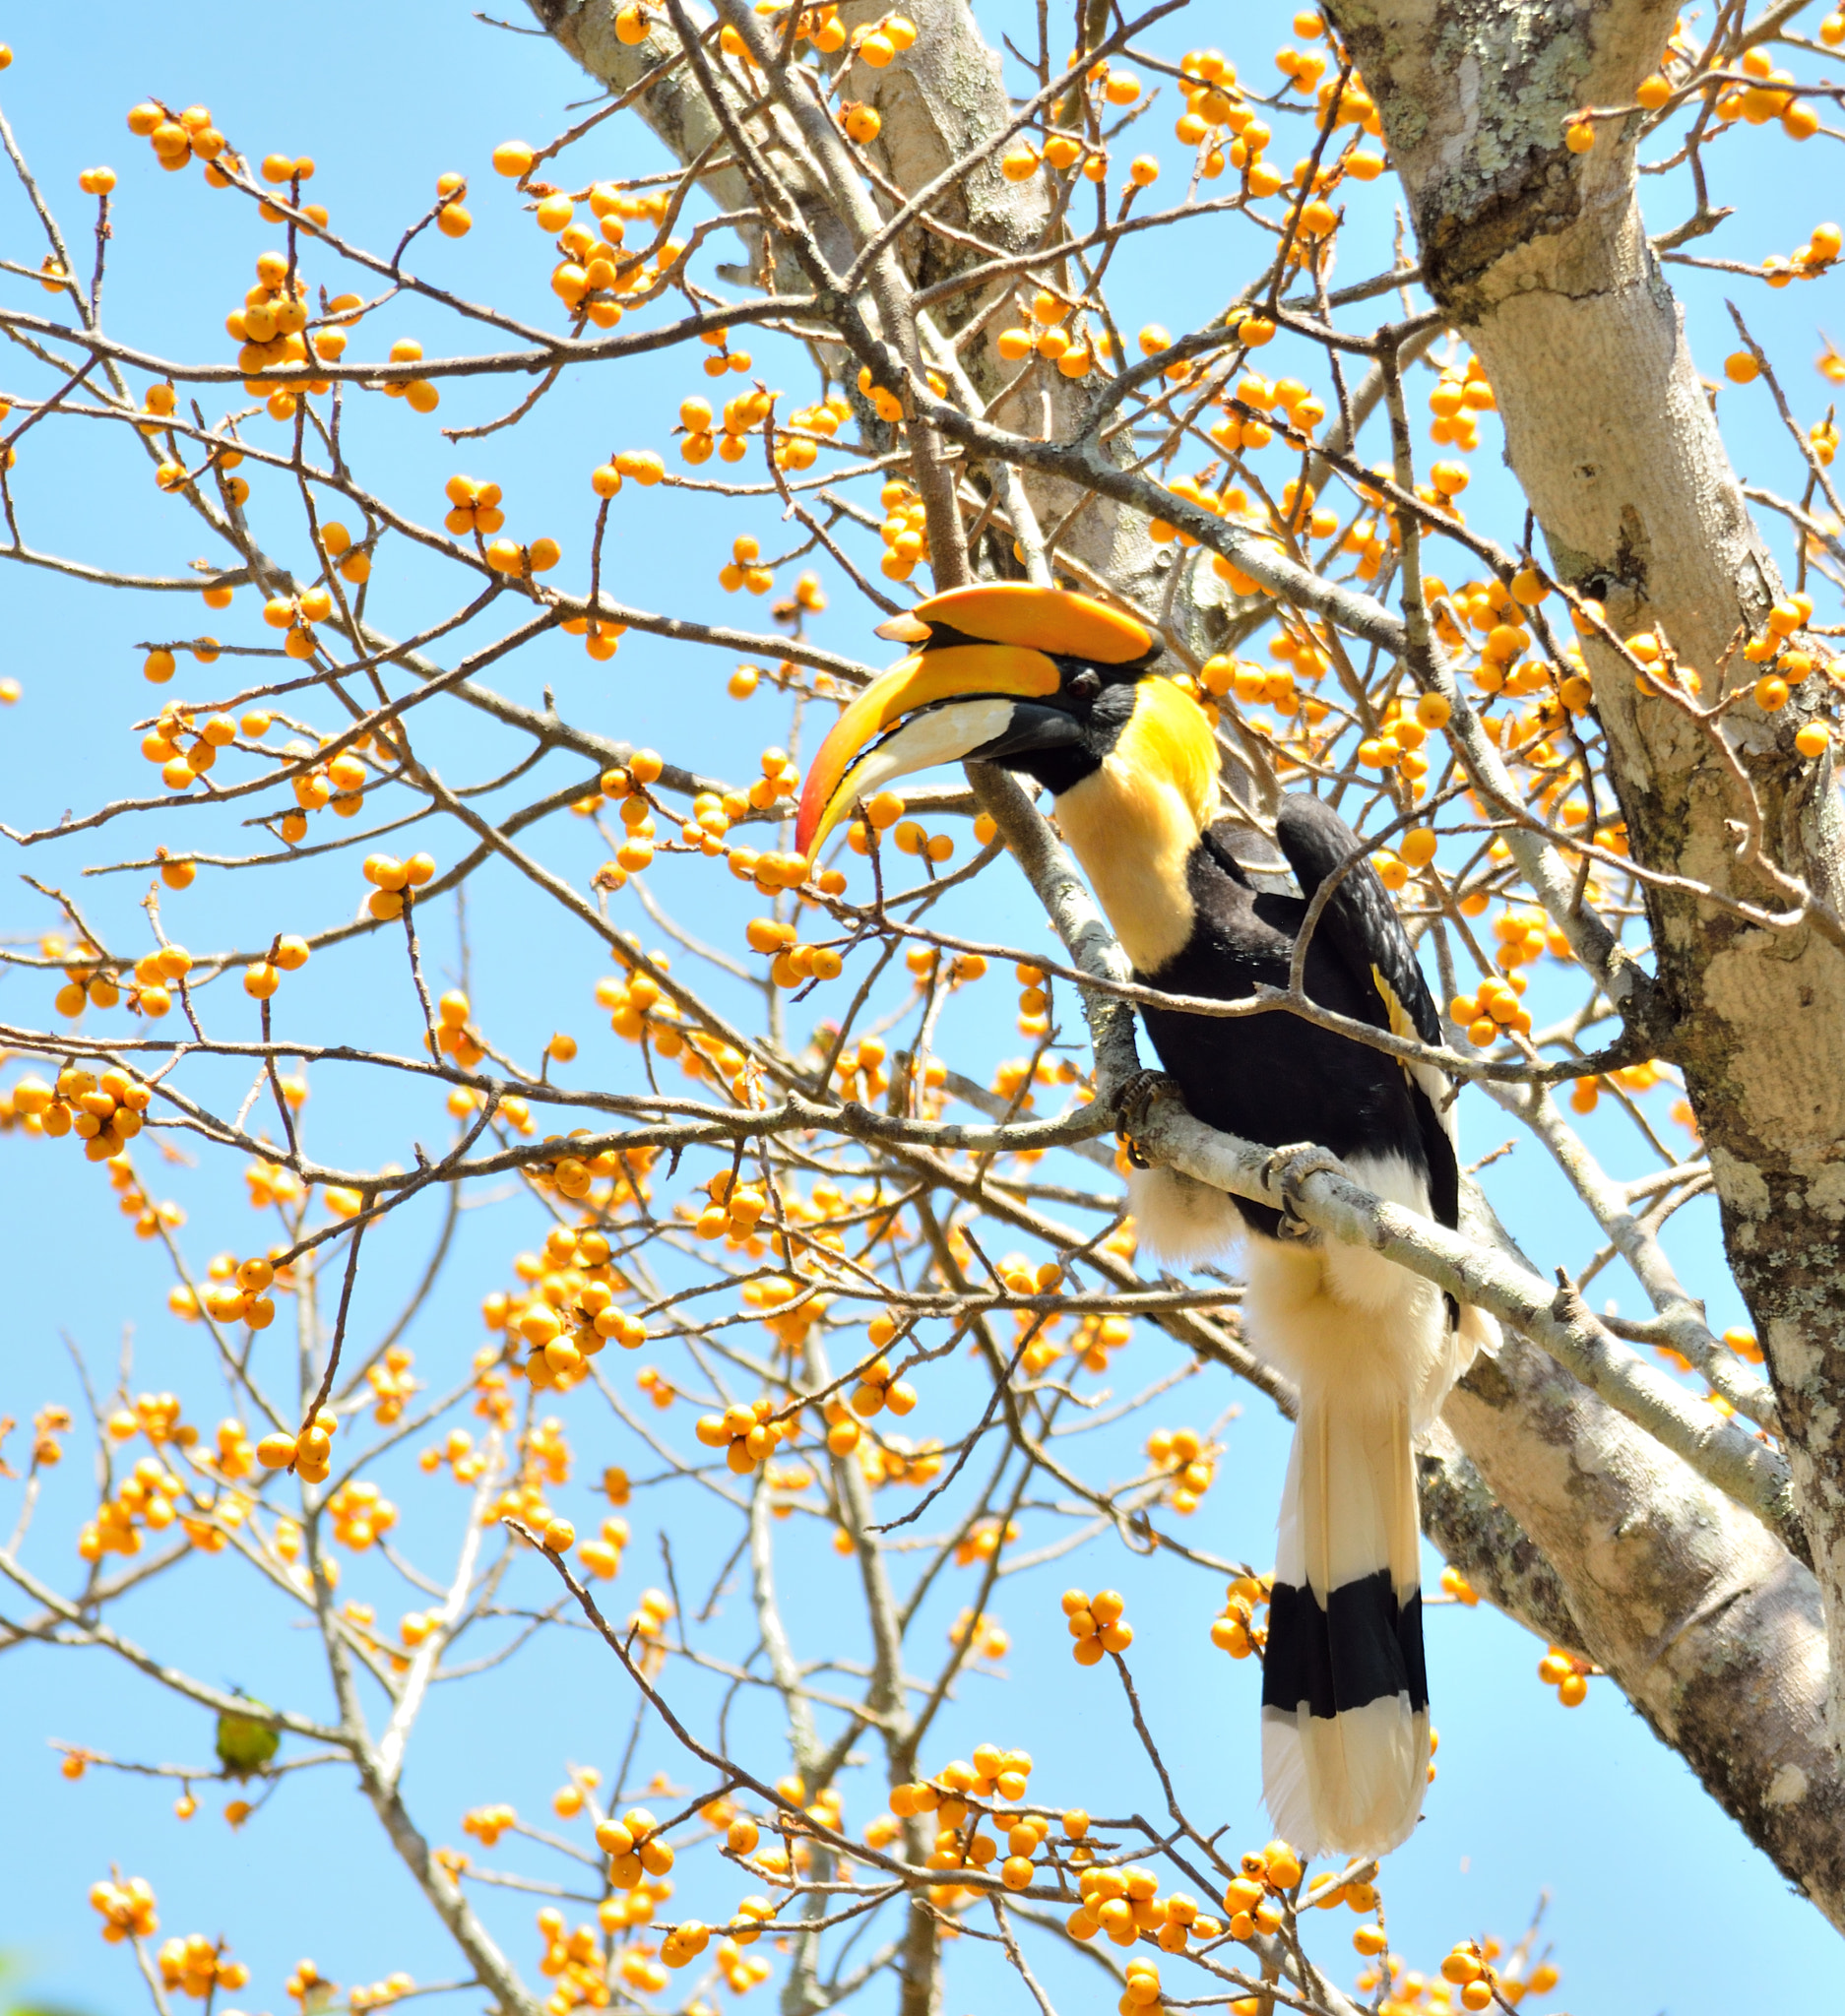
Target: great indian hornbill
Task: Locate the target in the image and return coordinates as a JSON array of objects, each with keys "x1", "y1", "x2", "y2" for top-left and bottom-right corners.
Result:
[{"x1": 796, "y1": 583, "x2": 1497, "y2": 1858}]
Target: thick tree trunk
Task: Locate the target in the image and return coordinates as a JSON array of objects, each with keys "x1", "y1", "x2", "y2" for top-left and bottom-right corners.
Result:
[
  {"x1": 1441, "y1": 1167, "x2": 1845, "y2": 1923},
  {"x1": 1328, "y1": 0, "x2": 1845, "y2": 1760},
  {"x1": 1444, "y1": 1322, "x2": 1845, "y2": 1922}
]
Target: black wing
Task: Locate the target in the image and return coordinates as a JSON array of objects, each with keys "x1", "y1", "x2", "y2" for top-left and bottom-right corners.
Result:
[
  {"x1": 1274, "y1": 794, "x2": 1459, "y2": 1232},
  {"x1": 1273, "y1": 794, "x2": 1442, "y2": 1048}
]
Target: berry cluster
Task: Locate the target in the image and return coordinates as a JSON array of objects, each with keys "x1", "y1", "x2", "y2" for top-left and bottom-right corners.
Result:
[{"x1": 1062, "y1": 1586, "x2": 1133, "y2": 1664}]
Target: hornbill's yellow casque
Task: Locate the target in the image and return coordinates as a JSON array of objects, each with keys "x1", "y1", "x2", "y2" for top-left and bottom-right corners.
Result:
[{"x1": 797, "y1": 583, "x2": 1497, "y2": 1859}]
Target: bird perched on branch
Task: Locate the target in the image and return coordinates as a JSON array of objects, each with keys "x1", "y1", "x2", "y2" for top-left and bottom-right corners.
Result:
[
  {"x1": 215, "y1": 1693, "x2": 281, "y2": 1779},
  {"x1": 796, "y1": 582, "x2": 1496, "y2": 1858}
]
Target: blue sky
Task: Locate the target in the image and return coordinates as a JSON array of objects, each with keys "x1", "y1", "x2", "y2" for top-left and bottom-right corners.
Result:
[{"x1": 2, "y1": 4, "x2": 1841, "y2": 2014}]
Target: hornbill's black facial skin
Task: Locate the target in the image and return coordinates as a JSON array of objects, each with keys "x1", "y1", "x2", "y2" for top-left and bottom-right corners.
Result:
[
  {"x1": 798, "y1": 583, "x2": 1499, "y2": 1864},
  {"x1": 950, "y1": 663, "x2": 1142, "y2": 794}
]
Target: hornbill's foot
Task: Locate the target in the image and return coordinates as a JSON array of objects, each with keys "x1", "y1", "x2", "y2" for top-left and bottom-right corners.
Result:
[
  {"x1": 1113, "y1": 1069, "x2": 1178, "y2": 1168},
  {"x1": 1260, "y1": 1142, "x2": 1347, "y2": 1239}
]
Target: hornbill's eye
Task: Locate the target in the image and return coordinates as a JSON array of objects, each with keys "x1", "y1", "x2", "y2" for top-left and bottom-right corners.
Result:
[{"x1": 1067, "y1": 667, "x2": 1102, "y2": 704}]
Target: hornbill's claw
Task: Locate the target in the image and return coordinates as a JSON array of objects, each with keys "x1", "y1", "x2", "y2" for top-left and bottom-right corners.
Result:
[
  {"x1": 1260, "y1": 1142, "x2": 1347, "y2": 1239},
  {"x1": 1113, "y1": 1069, "x2": 1178, "y2": 1168}
]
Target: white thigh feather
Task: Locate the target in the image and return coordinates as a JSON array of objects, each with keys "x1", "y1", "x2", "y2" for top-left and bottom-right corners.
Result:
[{"x1": 1126, "y1": 1164, "x2": 1245, "y2": 1265}]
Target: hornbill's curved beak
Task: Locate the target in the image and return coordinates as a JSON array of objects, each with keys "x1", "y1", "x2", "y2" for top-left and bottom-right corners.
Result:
[
  {"x1": 794, "y1": 642, "x2": 1068, "y2": 861},
  {"x1": 795, "y1": 584, "x2": 1153, "y2": 862}
]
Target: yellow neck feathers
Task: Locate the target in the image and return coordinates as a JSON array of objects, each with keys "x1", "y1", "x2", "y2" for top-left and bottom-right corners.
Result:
[{"x1": 1052, "y1": 679, "x2": 1221, "y2": 976}]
